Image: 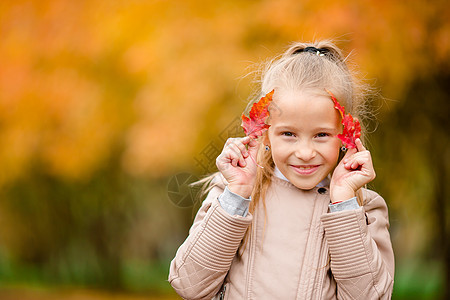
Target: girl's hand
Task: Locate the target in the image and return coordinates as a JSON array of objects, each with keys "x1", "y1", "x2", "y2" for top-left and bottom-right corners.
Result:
[
  {"x1": 330, "y1": 138, "x2": 376, "y2": 203},
  {"x1": 216, "y1": 136, "x2": 260, "y2": 198}
]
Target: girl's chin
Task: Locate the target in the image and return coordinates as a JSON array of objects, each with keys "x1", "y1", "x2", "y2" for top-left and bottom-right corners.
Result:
[
  {"x1": 292, "y1": 182, "x2": 319, "y2": 190},
  {"x1": 287, "y1": 177, "x2": 323, "y2": 190},
  {"x1": 278, "y1": 166, "x2": 331, "y2": 190}
]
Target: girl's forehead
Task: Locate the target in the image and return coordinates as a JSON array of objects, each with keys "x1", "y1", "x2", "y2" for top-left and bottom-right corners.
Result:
[
  {"x1": 271, "y1": 89, "x2": 336, "y2": 117},
  {"x1": 268, "y1": 89, "x2": 341, "y2": 130}
]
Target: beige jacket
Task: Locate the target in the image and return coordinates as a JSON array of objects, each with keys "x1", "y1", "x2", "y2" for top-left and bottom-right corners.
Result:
[{"x1": 169, "y1": 176, "x2": 394, "y2": 299}]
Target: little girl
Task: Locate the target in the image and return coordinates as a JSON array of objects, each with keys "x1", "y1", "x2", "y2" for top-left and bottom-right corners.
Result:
[{"x1": 169, "y1": 41, "x2": 394, "y2": 299}]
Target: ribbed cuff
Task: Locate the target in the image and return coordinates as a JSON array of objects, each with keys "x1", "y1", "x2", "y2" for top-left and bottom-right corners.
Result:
[
  {"x1": 329, "y1": 197, "x2": 359, "y2": 212},
  {"x1": 218, "y1": 186, "x2": 251, "y2": 217},
  {"x1": 189, "y1": 199, "x2": 252, "y2": 270},
  {"x1": 321, "y1": 207, "x2": 370, "y2": 278}
]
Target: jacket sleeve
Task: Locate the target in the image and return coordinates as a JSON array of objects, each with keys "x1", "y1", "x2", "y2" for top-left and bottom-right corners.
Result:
[
  {"x1": 320, "y1": 189, "x2": 395, "y2": 300},
  {"x1": 168, "y1": 183, "x2": 253, "y2": 300}
]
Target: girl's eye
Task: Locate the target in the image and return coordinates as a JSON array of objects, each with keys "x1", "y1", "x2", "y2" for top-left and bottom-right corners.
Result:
[
  {"x1": 316, "y1": 132, "x2": 329, "y2": 138},
  {"x1": 282, "y1": 132, "x2": 294, "y2": 137}
]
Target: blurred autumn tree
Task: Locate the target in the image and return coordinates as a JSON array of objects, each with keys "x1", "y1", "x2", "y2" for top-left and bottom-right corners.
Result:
[{"x1": 0, "y1": 0, "x2": 448, "y2": 298}]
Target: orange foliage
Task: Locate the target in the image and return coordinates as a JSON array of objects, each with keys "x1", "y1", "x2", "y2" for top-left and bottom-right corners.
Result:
[
  {"x1": 0, "y1": 0, "x2": 448, "y2": 183},
  {"x1": 241, "y1": 90, "x2": 273, "y2": 139}
]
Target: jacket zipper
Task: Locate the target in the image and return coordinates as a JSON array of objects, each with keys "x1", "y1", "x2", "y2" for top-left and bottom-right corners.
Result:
[
  {"x1": 245, "y1": 210, "x2": 256, "y2": 299},
  {"x1": 219, "y1": 284, "x2": 226, "y2": 300}
]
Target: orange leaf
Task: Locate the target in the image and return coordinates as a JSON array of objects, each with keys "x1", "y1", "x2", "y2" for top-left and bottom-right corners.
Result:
[
  {"x1": 326, "y1": 89, "x2": 361, "y2": 149},
  {"x1": 241, "y1": 90, "x2": 274, "y2": 138}
]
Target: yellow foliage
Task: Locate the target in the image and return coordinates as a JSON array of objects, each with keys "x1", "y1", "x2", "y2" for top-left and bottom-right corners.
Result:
[{"x1": 0, "y1": 0, "x2": 449, "y2": 183}]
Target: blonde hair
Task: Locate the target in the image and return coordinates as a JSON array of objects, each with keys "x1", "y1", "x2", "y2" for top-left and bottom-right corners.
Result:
[
  {"x1": 248, "y1": 39, "x2": 370, "y2": 200},
  {"x1": 257, "y1": 40, "x2": 367, "y2": 127},
  {"x1": 195, "y1": 40, "x2": 372, "y2": 253}
]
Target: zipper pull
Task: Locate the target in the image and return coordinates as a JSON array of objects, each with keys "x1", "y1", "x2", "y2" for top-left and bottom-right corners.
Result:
[{"x1": 219, "y1": 285, "x2": 226, "y2": 300}]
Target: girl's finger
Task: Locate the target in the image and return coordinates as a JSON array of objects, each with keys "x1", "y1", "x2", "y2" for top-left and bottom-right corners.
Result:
[
  {"x1": 225, "y1": 136, "x2": 250, "y2": 147},
  {"x1": 248, "y1": 137, "x2": 259, "y2": 148},
  {"x1": 351, "y1": 159, "x2": 362, "y2": 170},
  {"x1": 345, "y1": 150, "x2": 369, "y2": 161},
  {"x1": 342, "y1": 146, "x2": 357, "y2": 163},
  {"x1": 228, "y1": 143, "x2": 246, "y2": 167},
  {"x1": 224, "y1": 138, "x2": 234, "y2": 146},
  {"x1": 221, "y1": 145, "x2": 239, "y2": 166},
  {"x1": 345, "y1": 153, "x2": 372, "y2": 171},
  {"x1": 355, "y1": 138, "x2": 367, "y2": 152},
  {"x1": 240, "y1": 135, "x2": 252, "y2": 145},
  {"x1": 232, "y1": 139, "x2": 249, "y2": 158},
  {"x1": 247, "y1": 138, "x2": 260, "y2": 156},
  {"x1": 231, "y1": 157, "x2": 239, "y2": 167},
  {"x1": 229, "y1": 151, "x2": 241, "y2": 167}
]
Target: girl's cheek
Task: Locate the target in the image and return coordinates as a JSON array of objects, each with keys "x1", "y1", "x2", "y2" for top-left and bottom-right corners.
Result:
[
  {"x1": 319, "y1": 142, "x2": 341, "y2": 161},
  {"x1": 317, "y1": 142, "x2": 340, "y2": 153}
]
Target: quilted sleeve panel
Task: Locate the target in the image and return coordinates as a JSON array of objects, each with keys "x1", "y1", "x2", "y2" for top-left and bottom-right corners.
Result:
[
  {"x1": 321, "y1": 189, "x2": 394, "y2": 299},
  {"x1": 169, "y1": 185, "x2": 252, "y2": 300}
]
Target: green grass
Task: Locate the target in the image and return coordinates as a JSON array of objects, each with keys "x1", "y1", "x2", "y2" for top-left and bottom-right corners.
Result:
[
  {"x1": 393, "y1": 260, "x2": 444, "y2": 299},
  {"x1": 0, "y1": 254, "x2": 446, "y2": 299},
  {"x1": 0, "y1": 257, "x2": 176, "y2": 296}
]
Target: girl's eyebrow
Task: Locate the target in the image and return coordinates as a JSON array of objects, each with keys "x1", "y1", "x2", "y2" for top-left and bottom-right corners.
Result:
[
  {"x1": 273, "y1": 124, "x2": 337, "y2": 131},
  {"x1": 272, "y1": 124, "x2": 297, "y2": 131},
  {"x1": 315, "y1": 126, "x2": 338, "y2": 132}
]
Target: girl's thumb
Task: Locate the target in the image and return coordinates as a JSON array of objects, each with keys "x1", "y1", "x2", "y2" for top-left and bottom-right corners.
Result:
[{"x1": 247, "y1": 138, "x2": 261, "y2": 157}]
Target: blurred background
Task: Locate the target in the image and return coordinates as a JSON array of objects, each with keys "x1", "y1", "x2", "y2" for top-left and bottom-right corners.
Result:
[{"x1": 0, "y1": 0, "x2": 449, "y2": 299}]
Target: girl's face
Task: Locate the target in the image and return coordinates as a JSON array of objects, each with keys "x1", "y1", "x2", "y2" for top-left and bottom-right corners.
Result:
[{"x1": 267, "y1": 89, "x2": 342, "y2": 190}]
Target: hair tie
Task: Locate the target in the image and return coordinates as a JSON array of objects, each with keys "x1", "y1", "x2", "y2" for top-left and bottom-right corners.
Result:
[{"x1": 293, "y1": 46, "x2": 329, "y2": 57}]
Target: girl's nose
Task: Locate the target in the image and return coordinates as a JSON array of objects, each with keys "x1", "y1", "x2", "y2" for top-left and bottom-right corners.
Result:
[{"x1": 294, "y1": 142, "x2": 316, "y2": 161}]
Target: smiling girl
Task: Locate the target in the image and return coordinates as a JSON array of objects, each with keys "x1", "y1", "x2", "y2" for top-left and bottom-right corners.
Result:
[{"x1": 169, "y1": 41, "x2": 394, "y2": 299}]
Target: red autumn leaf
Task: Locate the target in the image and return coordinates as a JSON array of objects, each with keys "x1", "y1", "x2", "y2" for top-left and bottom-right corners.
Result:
[
  {"x1": 326, "y1": 89, "x2": 345, "y2": 119},
  {"x1": 338, "y1": 114, "x2": 361, "y2": 149},
  {"x1": 326, "y1": 89, "x2": 361, "y2": 149},
  {"x1": 241, "y1": 89, "x2": 274, "y2": 138}
]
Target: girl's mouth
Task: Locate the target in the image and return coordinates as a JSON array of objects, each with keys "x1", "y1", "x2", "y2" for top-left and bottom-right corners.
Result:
[{"x1": 290, "y1": 164, "x2": 320, "y2": 175}]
